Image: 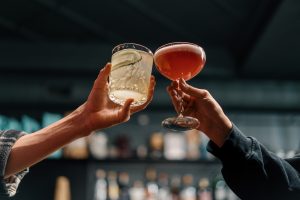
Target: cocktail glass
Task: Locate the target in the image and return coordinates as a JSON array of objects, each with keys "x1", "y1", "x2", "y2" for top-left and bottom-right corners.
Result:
[
  {"x1": 109, "y1": 43, "x2": 153, "y2": 106},
  {"x1": 154, "y1": 42, "x2": 206, "y2": 131}
]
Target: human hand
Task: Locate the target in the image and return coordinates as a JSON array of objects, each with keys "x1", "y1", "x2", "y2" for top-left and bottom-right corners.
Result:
[
  {"x1": 167, "y1": 78, "x2": 232, "y2": 147},
  {"x1": 77, "y1": 63, "x2": 155, "y2": 135}
]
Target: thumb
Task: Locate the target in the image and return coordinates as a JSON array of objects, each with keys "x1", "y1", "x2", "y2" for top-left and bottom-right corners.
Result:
[
  {"x1": 118, "y1": 98, "x2": 134, "y2": 122},
  {"x1": 179, "y1": 78, "x2": 208, "y2": 98}
]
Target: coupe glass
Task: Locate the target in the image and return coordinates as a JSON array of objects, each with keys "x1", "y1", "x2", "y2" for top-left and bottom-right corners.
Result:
[{"x1": 154, "y1": 42, "x2": 206, "y2": 131}]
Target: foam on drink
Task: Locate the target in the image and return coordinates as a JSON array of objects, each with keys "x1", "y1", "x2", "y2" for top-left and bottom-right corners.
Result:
[{"x1": 154, "y1": 43, "x2": 206, "y2": 81}]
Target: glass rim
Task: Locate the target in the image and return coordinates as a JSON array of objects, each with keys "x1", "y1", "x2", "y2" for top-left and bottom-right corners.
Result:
[
  {"x1": 154, "y1": 42, "x2": 203, "y2": 53},
  {"x1": 112, "y1": 43, "x2": 153, "y2": 55}
]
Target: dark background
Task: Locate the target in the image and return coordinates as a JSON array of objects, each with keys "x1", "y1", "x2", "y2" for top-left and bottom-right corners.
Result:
[
  {"x1": 0, "y1": 0, "x2": 300, "y2": 199},
  {"x1": 0, "y1": 0, "x2": 300, "y2": 112}
]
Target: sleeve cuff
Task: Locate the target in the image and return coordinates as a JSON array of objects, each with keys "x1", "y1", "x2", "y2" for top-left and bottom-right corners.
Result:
[
  {"x1": 0, "y1": 130, "x2": 29, "y2": 197},
  {"x1": 206, "y1": 123, "x2": 254, "y2": 165}
]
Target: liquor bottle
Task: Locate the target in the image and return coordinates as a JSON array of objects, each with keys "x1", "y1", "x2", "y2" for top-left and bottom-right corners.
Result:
[
  {"x1": 115, "y1": 135, "x2": 132, "y2": 159},
  {"x1": 180, "y1": 174, "x2": 196, "y2": 200},
  {"x1": 54, "y1": 176, "x2": 71, "y2": 200},
  {"x1": 145, "y1": 168, "x2": 159, "y2": 200},
  {"x1": 149, "y1": 132, "x2": 164, "y2": 159},
  {"x1": 170, "y1": 175, "x2": 181, "y2": 200},
  {"x1": 164, "y1": 132, "x2": 186, "y2": 160},
  {"x1": 158, "y1": 172, "x2": 171, "y2": 200},
  {"x1": 108, "y1": 171, "x2": 120, "y2": 200},
  {"x1": 197, "y1": 178, "x2": 212, "y2": 200},
  {"x1": 214, "y1": 179, "x2": 227, "y2": 200},
  {"x1": 213, "y1": 176, "x2": 240, "y2": 200},
  {"x1": 108, "y1": 145, "x2": 119, "y2": 159},
  {"x1": 94, "y1": 169, "x2": 107, "y2": 200},
  {"x1": 89, "y1": 131, "x2": 108, "y2": 159},
  {"x1": 136, "y1": 144, "x2": 148, "y2": 159},
  {"x1": 119, "y1": 172, "x2": 130, "y2": 200},
  {"x1": 185, "y1": 129, "x2": 201, "y2": 160},
  {"x1": 129, "y1": 180, "x2": 146, "y2": 200}
]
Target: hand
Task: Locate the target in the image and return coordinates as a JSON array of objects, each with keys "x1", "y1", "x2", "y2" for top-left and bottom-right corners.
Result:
[
  {"x1": 167, "y1": 78, "x2": 232, "y2": 147},
  {"x1": 5, "y1": 62, "x2": 155, "y2": 177},
  {"x1": 77, "y1": 63, "x2": 156, "y2": 134}
]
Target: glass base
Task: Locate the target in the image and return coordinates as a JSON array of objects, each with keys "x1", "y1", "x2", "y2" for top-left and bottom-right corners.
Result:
[
  {"x1": 109, "y1": 89, "x2": 147, "y2": 107},
  {"x1": 162, "y1": 116, "x2": 200, "y2": 132}
]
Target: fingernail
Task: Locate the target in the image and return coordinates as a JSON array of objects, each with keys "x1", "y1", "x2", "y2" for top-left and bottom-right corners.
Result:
[{"x1": 105, "y1": 63, "x2": 111, "y2": 69}]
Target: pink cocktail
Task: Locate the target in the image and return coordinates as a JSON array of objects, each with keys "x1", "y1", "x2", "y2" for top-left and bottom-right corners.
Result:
[
  {"x1": 154, "y1": 43, "x2": 205, "y2": 81},
  {"x1": 154, "y1": 42, "x2": 206, "y2": 131}
]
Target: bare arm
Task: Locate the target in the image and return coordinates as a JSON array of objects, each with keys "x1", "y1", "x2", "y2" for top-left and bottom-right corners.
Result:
[
  {"x1": 5, "y1": 63, "x2": 155, "y2": 178},
  {"x1": 5, "y1": 109, "x2": 86, "y2": 177}
]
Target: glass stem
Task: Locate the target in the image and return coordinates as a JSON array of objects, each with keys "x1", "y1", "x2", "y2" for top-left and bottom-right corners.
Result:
[{"x1": 178, "y1": 90, "x2": 184, "y2": 118}]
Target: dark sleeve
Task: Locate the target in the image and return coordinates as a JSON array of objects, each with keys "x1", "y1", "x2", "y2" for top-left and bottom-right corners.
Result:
[
  {"x1": 207, "y1": 124, "x2": 300, "y2": 200},
  {"x1": 0, "y1": 130, "x2": 29, "y2": 197}
]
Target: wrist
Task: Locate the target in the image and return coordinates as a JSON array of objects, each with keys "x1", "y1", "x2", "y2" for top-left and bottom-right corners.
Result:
[
  {"x1": 201, "y1": 116, "x2": 233, "y2": 148},
  {"x1": 64, "y1": 106, "x2": 92, "y2": 138},
  {"x1": 214, "y1": 121, "x2": 232, "y2": 147},
  {"x1": 215, "y1": 118, "x2": 232, "y2": 147}
]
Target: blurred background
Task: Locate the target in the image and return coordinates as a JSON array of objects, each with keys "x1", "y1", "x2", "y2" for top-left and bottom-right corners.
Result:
[{"x1": 0, "y1": 0, "x2": 300, "y2": 199}]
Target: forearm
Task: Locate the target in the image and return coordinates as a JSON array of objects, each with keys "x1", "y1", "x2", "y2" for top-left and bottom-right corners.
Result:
[
  {"x1": 200, "y1": 113, "x2": 232, "y2": 147},
  {"x1": 4, "y1": 108, "x2": 89, "y2": 178},
  {"x1": 207, "y1": 124, "x2": 300, "y2": 199}
]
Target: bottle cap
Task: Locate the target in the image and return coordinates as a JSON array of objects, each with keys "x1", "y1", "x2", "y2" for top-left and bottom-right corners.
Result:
[
  {"x1": 182, "y1": 174, "x2": 193, "y2": 186},
  {"x1": 96, "y1": 169, "x2": 106, "y2": 179},
  {"x1": 198, "y1": 178, "x2": 209, "y2": 188}
]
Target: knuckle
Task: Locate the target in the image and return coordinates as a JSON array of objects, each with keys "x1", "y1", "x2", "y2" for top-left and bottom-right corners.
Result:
[
  {"x1": 93, "y1": 80, "x2": 98, "y2": 88},
  {"x1": 202, "y1": 89, "x2": 209, "y2": 96}
]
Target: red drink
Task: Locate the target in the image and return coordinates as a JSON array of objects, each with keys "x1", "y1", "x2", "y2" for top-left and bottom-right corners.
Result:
[{"x1": 154, "y1": 43, "x2": 206, "y2": 81}]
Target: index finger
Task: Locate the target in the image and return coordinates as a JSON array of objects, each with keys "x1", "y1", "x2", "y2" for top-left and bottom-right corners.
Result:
[
  {"x1": 179, "y1": 78, "x2": 208, "y2": 98},
  {"x1": 94, "y1": 63, "x2": 111, "y2": 87}
]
